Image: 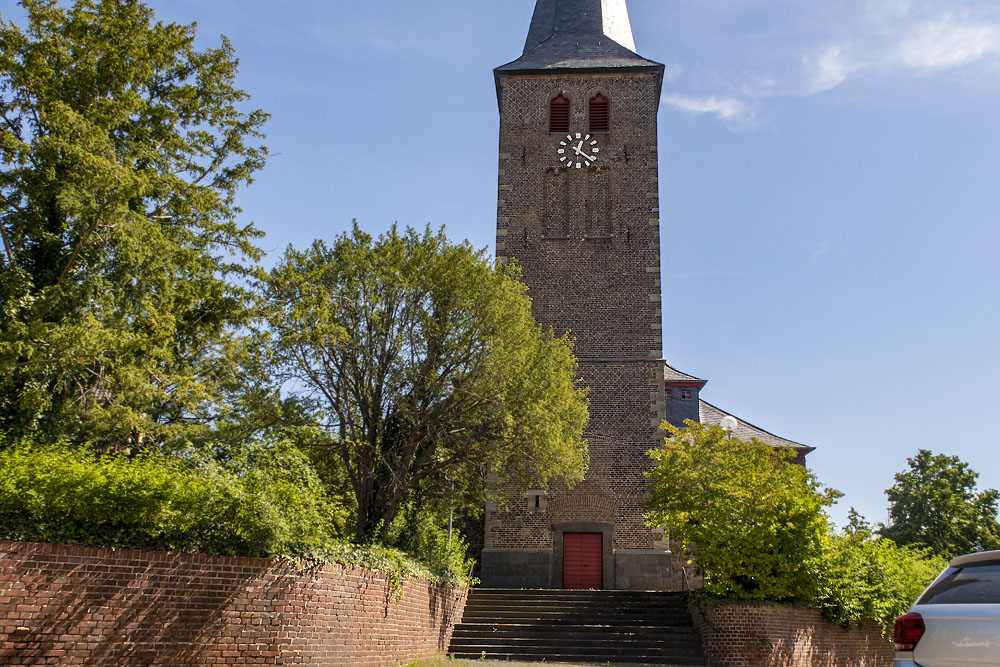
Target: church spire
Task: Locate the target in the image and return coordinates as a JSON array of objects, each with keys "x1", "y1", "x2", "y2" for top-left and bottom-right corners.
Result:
[
  {"x1": 496, "y1": 0, "x2": 661, "y2": 74},
  {"x1": 524, "y1": 0, "x2": 636, "y2": 54}
]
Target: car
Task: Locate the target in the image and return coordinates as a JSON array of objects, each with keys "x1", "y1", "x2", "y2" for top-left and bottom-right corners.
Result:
[{"x1": 894, "y1": 549, "x2": 1000, "y2": 666}]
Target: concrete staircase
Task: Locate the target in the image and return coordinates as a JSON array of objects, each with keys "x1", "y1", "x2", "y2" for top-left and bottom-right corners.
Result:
[{"x1": 448, "y1": 589, "x2": 708, "y2": 665}]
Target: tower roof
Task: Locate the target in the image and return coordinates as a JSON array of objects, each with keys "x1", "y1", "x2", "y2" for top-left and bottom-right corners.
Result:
[
  {"x1": 497, "y1": 0, "x2": 662, "y2": 73},
  {"x1": 664, "y1": 362, "x2": 707, "y2": 386}
]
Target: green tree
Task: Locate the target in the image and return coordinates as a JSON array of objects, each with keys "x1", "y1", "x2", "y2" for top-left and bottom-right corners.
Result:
[
  {"x1": 881, "y1": 449, "x2": 1000, "y2": 558},
  {"x1": 645, "y1": 421, "x2": 839, "y2": 602},
  {"x1": 261, "y1": 224, "x2": 589, "y2": 542},
  {"x1": 0, "y1": 0, "x2": 268, "y2": 449},
  {"x1": 816, "y1": 512, "x2": 946, "y2": 633}
]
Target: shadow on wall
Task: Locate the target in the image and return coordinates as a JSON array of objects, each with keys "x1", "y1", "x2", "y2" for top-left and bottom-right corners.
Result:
[
  {"x1": 0, "y1": 541, "x2": 468, "y2": 665},
  {"x1": 6, "y1": 548, "x2": 272, "y2": 664}
]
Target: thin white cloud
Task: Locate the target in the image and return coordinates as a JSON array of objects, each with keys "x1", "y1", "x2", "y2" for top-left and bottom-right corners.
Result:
[
  {"x1": 660, "y1": 1, "x2": 1000, "y2": 129},
  {"x1": 896, "y1": 15, "x2": 1000, "y2": 70},
  {"x1": 809, "y1": 241, "x2": 831, "y2": 267},
  {"x1": 804, "y1": 45, "x2": 857, "y2": 94},
  {"x1": 662, "y1": 63, "x2": 684, "y2": 83},
  {"x1": 661, "y1": 94, "x2": 753, "y2": 123}
]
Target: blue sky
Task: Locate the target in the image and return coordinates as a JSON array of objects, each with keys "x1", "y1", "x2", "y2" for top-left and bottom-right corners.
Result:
[{"x1": 4, "y1": 0, "x2": 998, "y2": 528}]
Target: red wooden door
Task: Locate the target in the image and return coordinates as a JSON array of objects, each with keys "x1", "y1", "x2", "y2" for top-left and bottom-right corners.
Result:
[{"x1": 563, "y1": 532, "x2": 603, "y2": 589}]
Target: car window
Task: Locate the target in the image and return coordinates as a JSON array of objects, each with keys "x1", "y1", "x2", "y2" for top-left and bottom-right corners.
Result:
[{"x1": 918, "y1": 562, "x2": 1000, "y2": 605}]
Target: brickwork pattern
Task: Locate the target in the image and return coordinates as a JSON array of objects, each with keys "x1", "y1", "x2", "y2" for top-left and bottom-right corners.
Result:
[
  {"x1": 0, "y1": 541, "x2": 467, "y2": 666},
  {"x1": 496, "y1": 73, "x2": 663, "y2": 361},
  {"x1": 691, "y1": 603, "x2": 893, "y2": 667},
  {"x1": 489, "y1": 72, "x2": 667, "y2": 564},
  {"x1": 487, "y1": 425, "x2": 661, "y2": 551}
]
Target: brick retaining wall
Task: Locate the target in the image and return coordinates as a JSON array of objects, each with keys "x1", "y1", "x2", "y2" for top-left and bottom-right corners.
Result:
[
  {"x1": 0, "y1": 541, "x2": 467, "y2": 666},
  {"x1": 691, "y1": 602, "x2": 893, "y2": 667}
]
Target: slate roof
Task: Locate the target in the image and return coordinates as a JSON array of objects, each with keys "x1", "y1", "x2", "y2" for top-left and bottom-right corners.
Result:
[
  {"x1": 699, "y1": 400, "x2": 815, "y2": 456},
  {"x1": 496, "y1": 0, "x2": 663, "y2": 73},
  {"x1": 664, "y1": 362, "x2": 707, "y2": 385}
]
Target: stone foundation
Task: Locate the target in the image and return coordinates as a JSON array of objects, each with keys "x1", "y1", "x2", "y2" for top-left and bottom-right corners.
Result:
[{"x1": 480, "y1": 545, "x2": 672, "y2": 590}]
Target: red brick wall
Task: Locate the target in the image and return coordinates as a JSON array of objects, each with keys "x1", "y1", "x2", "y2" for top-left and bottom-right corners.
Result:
[
  {"x1": 0, "y1": 541, "x2": 467, "y2": 666},
  {"x1": 691, "y1": 602, "x2": 893, "y2": 667}
]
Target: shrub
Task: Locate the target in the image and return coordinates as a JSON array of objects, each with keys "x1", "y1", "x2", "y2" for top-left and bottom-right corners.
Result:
[
  {"x1": 0, "y1": 440, "x2": 337, "y2": 559},
  {"x1": 646, "y1": 422, "x2": 839, "y2": 602},
  {"x1": 816, "y1": 523, "x2": 947, "y2": 633},
  {"x1": 384, "y1": 503, "x2": 477, "y2": 585}
]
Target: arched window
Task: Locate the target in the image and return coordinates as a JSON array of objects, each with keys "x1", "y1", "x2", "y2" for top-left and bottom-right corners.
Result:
[
  {"x1": 549, "y1": 95, "x2": 570, "y2": 133},
  {"x1": 589, "y1": 94, "x2": 610, "y2": 132}
]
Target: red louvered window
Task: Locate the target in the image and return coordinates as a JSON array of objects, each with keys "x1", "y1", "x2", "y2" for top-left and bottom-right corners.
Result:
[
  {"x1": 589, "y1": 94, "x2": 610, "y2": 132},
  {"x1": 549, "y1": 95, "x2": 570, "y2": 133}
]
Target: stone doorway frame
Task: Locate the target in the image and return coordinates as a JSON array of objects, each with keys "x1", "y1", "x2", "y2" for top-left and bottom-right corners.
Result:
[{"x1": 551, "y1": 520, "x2": 615, "y2": 589}]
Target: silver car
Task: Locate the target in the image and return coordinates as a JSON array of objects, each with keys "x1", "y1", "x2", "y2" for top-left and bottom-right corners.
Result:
[{"x1": 894, "y1": 550, "x2": 1000, "y2": 666}]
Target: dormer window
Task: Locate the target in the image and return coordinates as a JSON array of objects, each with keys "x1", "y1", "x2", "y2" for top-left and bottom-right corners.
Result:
[
  {"x1": 589, "y1": 94, "x2": 610, "y2": 132},
  {"x1": 549, "y1": 95, "x2": 570, "y2": 133}
]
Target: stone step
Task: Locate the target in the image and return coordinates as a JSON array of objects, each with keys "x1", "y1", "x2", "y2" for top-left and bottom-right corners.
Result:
[
  {"x1": 453, "y1": 623, "x2": 702, "y2": 637},
  {"x1": 470, "y1": 588, "x2": 688, "y2": 599},
  {"x1": 451, "y1": 642, "x2": 704, "y2": 654},
  {"x1": 449, "y1": 650, "x2": 709, "y2": 665},
  {"x1": 450, "y1": 627, "x2": 704, "y2": 640},
  {"x1": 463, "y1": 599, "x2": 688, "y2": 609},
  {"x1": 449, "y1": 637, "x2": 705, "y2": 652},
  {"x1": 457, "y1": 611, "x2": 694, "y2": 625},
  {"x1": 448, "y1": 589, "x2": 708, "y2": 666},
  {"x1": 461, "y1": 606, "x2": 691, "y2": 617}
]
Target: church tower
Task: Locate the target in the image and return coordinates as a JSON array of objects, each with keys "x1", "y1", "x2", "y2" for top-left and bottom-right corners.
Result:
[{"x1": 481, "y1": 0, "x2": 675, "y2": 590}]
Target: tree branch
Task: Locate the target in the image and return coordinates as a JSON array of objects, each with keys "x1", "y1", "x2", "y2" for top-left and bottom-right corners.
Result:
[
  {"x1": 57, "y1": 206, "x2": 105, "y2": 286},
  {"x1": 0, "y1": 221, "x2": 13, "y2": 266}
]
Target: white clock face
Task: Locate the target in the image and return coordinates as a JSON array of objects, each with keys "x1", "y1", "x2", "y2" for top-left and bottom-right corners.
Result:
[{"x1": 557, "y1": 133, "x2": 600, "y2": 169}]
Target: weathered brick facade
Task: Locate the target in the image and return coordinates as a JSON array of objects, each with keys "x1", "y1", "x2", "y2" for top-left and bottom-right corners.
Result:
[
  {"x1": 0, "y1": 541, "x2": 467, "y2": 666},
  {"x1": 479, "y1": 0, "x2": 673, "y2": 590}
]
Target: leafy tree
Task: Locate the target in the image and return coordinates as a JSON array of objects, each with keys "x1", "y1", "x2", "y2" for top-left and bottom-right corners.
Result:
[
  {"x1": 261, "y1": 224, "x2": 589, "y2": 542},
  {"x1": 816, "y1": 513, "x2": 946, "y2": 633},
  {"x1": 0, "y1": 0, "x2": 268, "y2": 449},
  {"x1": 645, "y1": 421, "x2": 839, "y2": 602},
  {"x1": 881, "y1": 449, "x2": 1000, "y2": 558}
]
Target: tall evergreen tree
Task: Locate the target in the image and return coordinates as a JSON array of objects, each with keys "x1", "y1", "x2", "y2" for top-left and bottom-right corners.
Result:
[{"x1": 0, "y1": 0, "x2": 268, "y2": 448}]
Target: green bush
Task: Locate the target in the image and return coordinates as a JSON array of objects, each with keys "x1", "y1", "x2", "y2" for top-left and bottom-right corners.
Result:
[
  {"x1": 646, "y1": 422, "x2": 838, "y2": 603},
  {"x1": 384, "y1": 503, "x2": 477, "y2": 585},
  {"x1": 0, "y1": 441, "x2": 337, "y2": 559},
  {"x1": 0, "y1": 440, "x2": 476, "y2": 587},
  {"x1": 645, "y1": 424, "x2": 948, "y2": 633},
  {"x1": 816, "y1": 525, "x2": 947, "y2": 633}
]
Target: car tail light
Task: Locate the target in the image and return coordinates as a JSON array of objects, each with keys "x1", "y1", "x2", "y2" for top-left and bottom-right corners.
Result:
[{"x1": 894, "y1": 612, "x2": 925, "y2": 651}]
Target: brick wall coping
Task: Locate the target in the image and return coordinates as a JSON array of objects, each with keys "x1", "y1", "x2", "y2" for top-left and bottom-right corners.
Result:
[{"x1": 1, "y1": 539, "x2": 273, "y2": 565}]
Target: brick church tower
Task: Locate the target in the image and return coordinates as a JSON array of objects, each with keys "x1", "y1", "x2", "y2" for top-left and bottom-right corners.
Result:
[
  {"x1": 477, "y1": 0, "x2": 814, "y2": 590},
  {"x1": 481, "y1": 0, "x2": 673, "y2": 590}
]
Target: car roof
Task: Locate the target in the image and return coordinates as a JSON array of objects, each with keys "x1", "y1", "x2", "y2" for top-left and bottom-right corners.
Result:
[{"x1": 951, "y1": 550, "x2": 1000, "y2": 567}]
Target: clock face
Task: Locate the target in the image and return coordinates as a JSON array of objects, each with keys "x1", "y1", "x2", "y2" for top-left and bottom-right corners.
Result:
[{"x1": 557, "y1": 133, "x2": 600, "y2": 169}]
